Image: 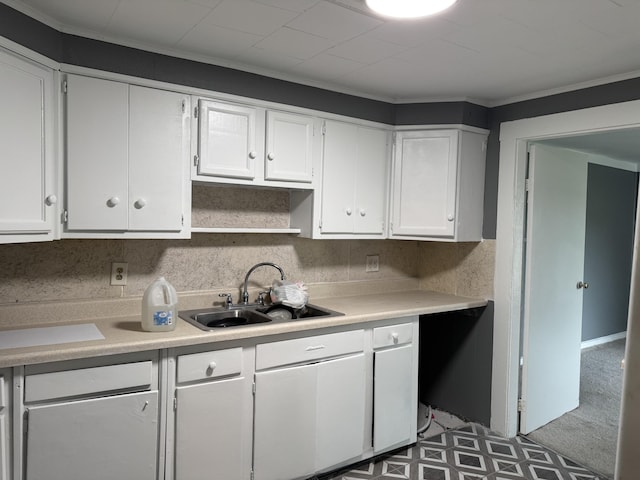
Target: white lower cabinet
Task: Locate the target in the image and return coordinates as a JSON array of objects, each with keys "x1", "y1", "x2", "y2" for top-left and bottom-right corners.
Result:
[
  {"x1": 0, "y1": 370, "x2": 10, "y2": 480},
  {"x1": 373, "y1": 322, "x2": 419, "y2": 452},
  {"x1": 20, "y1": 353, "x2": 160, "y2": 480},
  {"x1": 373, "y1": 322, "x2": 418, "y2": 452},
  {"x1": 171, "y1": 346, "x2": 253, "y2": 480},
  {"x1": 253, "y1": 331, "x2": 366, "y2": 480}
]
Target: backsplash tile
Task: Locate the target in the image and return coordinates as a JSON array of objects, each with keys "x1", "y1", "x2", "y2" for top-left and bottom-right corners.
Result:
[
  {"x1": 0, "y1": 240, "x2": 123, "y2": 303},
  {"x1": 192, "y1": 185, "x2": 291, "y2": 229},
  {"x1": 0, "y1": 235, "x2": 424, "y2": 305},
  {"x1": 418, "y1": 240, "x2": 495, "y2": 300}
]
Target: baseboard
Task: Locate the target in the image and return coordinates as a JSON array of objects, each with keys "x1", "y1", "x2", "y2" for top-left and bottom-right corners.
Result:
[{"x1": 581, "y1": 331, "x2": 627, "y2": 350}]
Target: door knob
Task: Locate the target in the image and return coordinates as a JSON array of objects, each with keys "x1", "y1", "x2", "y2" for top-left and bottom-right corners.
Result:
[{"x1": 577, "y1": 281, "x2": 589, "y2": 289}]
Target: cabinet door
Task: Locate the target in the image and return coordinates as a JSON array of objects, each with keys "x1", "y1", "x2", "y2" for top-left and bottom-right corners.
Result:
[
  {"x1": 0, "y1": 50, "x2": 56, "y2": 240},
  {"x1": 0, "y1": 372, "x2": 8, "y2": 480},
  {"x1": 253, "y1": 363, "x2": 316, "y2": 480},
  {"x1": 265, "y1": 111, "x2": 314, "y2": 183},
  {"x1": 320, "y1": 121, "x2": 357, "y2": 234},
  {"x1": 175, "y1": 378, "x2": 247, "y2": 480},
  {"x1": 391, "y1": 130, "x2": 458, "y2": 237},
  {"x1": 316, "y1": 353, "x2": 366, "y2": 471},
  {"x1": 197, "y1": 100, "x2": 258, "y2": 180},
  {"x1": 354, "y1": 127, "x2": 388, "y2": 234},
  {"x1": 66, "y1": 75, "x2": 129, "y2": 230},
  {"x1": 129, "y1": 86, "x2": 187, "y2": 231},
  {"x1": 373, "y1": 344, "x2": 414, "y2": 452},
  {"x1": 25, "y1": 391, "x2": 158, "y2": 480}
]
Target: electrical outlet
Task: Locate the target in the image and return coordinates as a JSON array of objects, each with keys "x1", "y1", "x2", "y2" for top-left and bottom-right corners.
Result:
[
  {"x1": 365, "y1": 255, "x2": 379, "y2": 272},
  {"x1": 111, "y1": 262, "x2": 128, "y2": 286}
]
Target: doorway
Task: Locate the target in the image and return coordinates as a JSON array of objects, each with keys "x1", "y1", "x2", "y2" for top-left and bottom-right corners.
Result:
[
  {"x1": 520, "y1": 143, "x2": 637, "y2": 478},
  {"x1": 492, "y1": 99, "x2": 640, "y2": 478}
]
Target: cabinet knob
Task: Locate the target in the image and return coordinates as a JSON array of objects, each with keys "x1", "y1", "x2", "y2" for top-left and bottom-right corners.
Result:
[
  {"x1": 248, "y1": 151, "x2": 257, "y2": 159},
  {"x1": 359, "y1": 209, "x2": 366, "y2": 217},
  {"x1": 447, "y1": 214, "x2": 454, "y2": 222},
  {"x1": 207, "y1": 361, "x2": 217, "y2": 374},
  {"x1": 106, "y1": 196, "x2": 120, "y2": 208},
  {"x1": 45, "y1": 194, "x2": 57, "y2": 206},
  {"x1": 134, "y1": 198, "x2": 147, "y2": 209},
  {"x1": 346, "y1": 208, "x2": 352, "y2": 216},
  {"x1": 577, "y1": 281, "x2": 589, "y2": 289},
  {"x1": 267, "y1": 153, "x2": 275, "y2": 161},
  {"x1": 391, "y1": 332, "x2": 399, "y2": 344}
]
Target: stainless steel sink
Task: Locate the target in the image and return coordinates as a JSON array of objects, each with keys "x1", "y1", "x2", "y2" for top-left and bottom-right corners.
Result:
[{"x1": 179, "y1": 303, "x2": 343, "y2": 331}]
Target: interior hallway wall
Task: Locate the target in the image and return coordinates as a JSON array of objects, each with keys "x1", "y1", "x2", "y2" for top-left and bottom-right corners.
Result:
[{"x1": 582, "y1": 163, "x2": 638, "y2": 341}]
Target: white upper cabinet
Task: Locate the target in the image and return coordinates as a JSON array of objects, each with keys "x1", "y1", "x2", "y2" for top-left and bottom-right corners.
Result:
[
  {"x1": 194, "y1": 98, "x2": 318, "y2": 189},
  {"x1": 65, "y1": 74, "x2": 190, "y2": 238},
  {"x1": 265, "y1": 110, "x2": 314, "y2": 183},
  {"x1": 389, "y1": 129, "x2": 486, "y2": 241},
  {"x1": 196, "y1": 100, "x2": 260, "y2": 180},
  {"x1": 291, "y1": 120, "x2": 390, "y2": 239},
  {"x1": 0, "y1": 50, "x2": 57, "y2": 244}
]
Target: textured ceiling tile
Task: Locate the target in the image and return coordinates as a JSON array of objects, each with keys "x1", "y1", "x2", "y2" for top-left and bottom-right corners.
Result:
[
  {"x1": 177, "y1": 22, "x2": 262, "y2": 58},
  {"x1": 254, "y1": 27, "x2": 334, "y2": 60},
  {"x1": 286, "y1": 1, "x2": 382, "y2": 42},
  {"x1": 206, "y1": 0, "x2": 299, "y2": 36},
  {"x1": 327, "y1": 35, "x2": 407, "y2": 64}
]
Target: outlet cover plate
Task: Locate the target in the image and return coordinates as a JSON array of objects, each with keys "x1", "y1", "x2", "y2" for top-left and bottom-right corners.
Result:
[
  {"x1": 111, "y1": 262, "x2": 128, "y2": 286},
  {"x1": 365, "y1": 255, "x2": 379, "y2": 272}
]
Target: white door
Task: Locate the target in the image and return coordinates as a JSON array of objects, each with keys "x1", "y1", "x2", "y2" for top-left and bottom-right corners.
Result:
[
  {"x1": 316, "y1": 354, "x2": 366, "y2": 471},
  {"x1": 66, "y1": 75, "x2": 129, "y2": 231},
  {"x1": 175, "y1": 378, "x2": 246, "y2": 480},
  {"x1": 253, "y1": 363, "x2": 316, "y2": 480},
  {"x1": 390, "y1": 130, "x2": 458, "y2": 237},
  {"x1": 0, "y1": 50, "x2": 56, "y2": 239},
  {"x1": 26, "y1": 391, "x2": 158, "y2": 480},
  {"x1": 374, "y1": 344, "x2": 414, "y2": 451},
  {"x1": 129, "y1": 86, "x2": 187, "y2": 232},
  {"x1": 520, "y1": 143, "x2": 588, "y2": 434},
  {"x1": 320, "y1": 120, "x2": 358, "y2": 234},
  {"x1": 197, "y1": 100, "x2": 259, "y2": 180},
  {"x1": 354, "y1": 126, "x2": 389, "y2": 234},
  {"x1": 265, "y1": 111, "x2": 314, "y2": 183}
]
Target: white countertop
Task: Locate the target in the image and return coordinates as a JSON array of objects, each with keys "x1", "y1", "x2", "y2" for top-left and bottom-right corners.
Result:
[{"x1": 0, "y1": 289, "x2": 487, "y2": 368}]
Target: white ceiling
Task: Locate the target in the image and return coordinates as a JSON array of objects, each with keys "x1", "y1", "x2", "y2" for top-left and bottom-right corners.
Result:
[{"x1": 5, "y1": 0, "x2": 640, "y2": 106}]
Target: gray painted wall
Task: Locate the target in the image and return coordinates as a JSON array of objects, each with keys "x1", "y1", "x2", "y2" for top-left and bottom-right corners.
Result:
[
  {"x1": 418, "y1": 303, "x2": 494, "y2": 425},
  {"x1": 582, "y1": 164, "x2": 638, "y2": 341}
]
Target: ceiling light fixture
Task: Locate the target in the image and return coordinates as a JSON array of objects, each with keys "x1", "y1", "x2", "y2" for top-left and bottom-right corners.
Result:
[{"x1": 365, "y1": 0, "x2": 458, "y2": 19}]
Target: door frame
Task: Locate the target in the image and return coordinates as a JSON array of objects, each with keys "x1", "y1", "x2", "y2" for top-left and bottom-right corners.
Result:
[{"x1": 492, "y1": 99, "x2": 640, "y2": 437}]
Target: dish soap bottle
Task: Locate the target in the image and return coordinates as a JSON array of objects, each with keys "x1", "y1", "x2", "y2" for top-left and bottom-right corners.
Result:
[{"x1": 141, "y1": 277, "x2": 178, "y2": 332}]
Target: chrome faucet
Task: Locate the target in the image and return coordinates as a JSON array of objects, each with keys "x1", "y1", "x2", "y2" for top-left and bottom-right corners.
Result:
[{"x1": 242, "y1": 262, "x2": 286, "y2": 305}]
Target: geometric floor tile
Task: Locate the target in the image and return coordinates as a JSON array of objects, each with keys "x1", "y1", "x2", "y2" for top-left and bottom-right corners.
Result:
[{"x1": 320, "y1": 423, "x2": 607, "y2": 480}]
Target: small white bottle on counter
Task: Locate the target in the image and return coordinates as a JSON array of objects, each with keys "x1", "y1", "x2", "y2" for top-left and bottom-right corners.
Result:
[{"x1": 141, "y1": 276, "x2": 178, "y2": 332}]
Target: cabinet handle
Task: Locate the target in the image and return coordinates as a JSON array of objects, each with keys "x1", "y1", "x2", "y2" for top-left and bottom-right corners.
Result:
[
  {"x1": 106, "y1": 196, "x2": 120, "y2": 208},
  {"x1": 447, "y1": 214, "x2": 454, "y2": 221},
  {"x1": 305, "y1": 345, "x2": 326, "y2": 351},
  {"x1": 248, "y1": 151, "x2": 257, "y2": 159},
  {"x1": 359, "y1": 209, "x2": 366, "y2": 217},
  {"x1": 267, "y1": 153, "x2": 275, "y2": 161},
  {"x1": 391, "y1": 332, "x2": 399, "y2": 344},
  {"x1": 577, "y1": 281, "x2": 589, "y2": 289},
  {"x1": 345, "y1": 208, "x2": 352, "y2": 216},
  {"x1": 45, "y1": 194, "x2": 57, "y2": 206},
  {"x1": 134, "y1": 198, "x2": 147, "y2": 209},
  {"x1": 207, "y1": 361, "x2": 217, "y2": 374}
]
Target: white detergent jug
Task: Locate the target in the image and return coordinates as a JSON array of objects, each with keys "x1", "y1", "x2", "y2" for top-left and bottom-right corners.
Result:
[{"x1": 141, "y1": 277, "x2": 178, "y2": 332}]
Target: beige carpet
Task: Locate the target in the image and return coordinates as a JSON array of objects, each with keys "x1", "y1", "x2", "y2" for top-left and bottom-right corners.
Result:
[{"x1": 527, "y1": 338, "x2": 625, "y2": 479}]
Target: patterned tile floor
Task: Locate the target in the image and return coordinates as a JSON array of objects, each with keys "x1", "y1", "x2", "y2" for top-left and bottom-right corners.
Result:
[{"x1": 321, "y1": 423, "x2": 606, "y2": 480}]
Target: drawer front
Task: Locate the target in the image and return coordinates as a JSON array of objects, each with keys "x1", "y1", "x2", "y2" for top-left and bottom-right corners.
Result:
[
  {"x1": 373, "y1": 323, "x2": 413, "y2": 349},
  {"x1": 25, "y1": 361, "x2": 153, "y2": 403},
  {"x1": 256, "y1": 329, "x2": 364, "y2": 370},
  {"x1": 177, "y1": 347, "x2": 243, "y2": 384}
]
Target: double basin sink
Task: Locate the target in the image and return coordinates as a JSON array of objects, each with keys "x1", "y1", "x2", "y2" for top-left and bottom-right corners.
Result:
[{"x1": 179, "y1": 303, "x2": 344, "y2": 330}]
